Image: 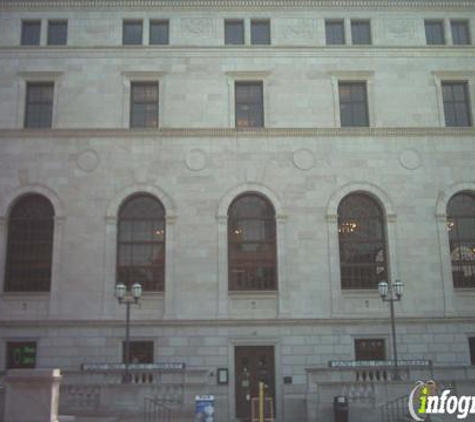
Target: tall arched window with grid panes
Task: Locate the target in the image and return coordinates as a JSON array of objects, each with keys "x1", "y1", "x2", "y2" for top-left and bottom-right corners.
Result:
[
  {"x1": 4, "y1": 194, "x2": 54, "y2": 292},
  {"x1": 117, "y1": 194, "x2": 165, "y2": 291},
  {"x1": 337, "y1": 193, "x2": 388, "y2": 289},
  {"x1": 447, "y1": 191, "x2": 475, "y2": 288},
  {"x1": 228, "y1": 193, "x2": 277, "y2": 291}
]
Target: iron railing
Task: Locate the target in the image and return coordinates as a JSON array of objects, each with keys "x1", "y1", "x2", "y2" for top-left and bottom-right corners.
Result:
[
  {"x1": 144, "y1": 396, "x2": 171, "y2": 422},
  {"x1": 380, "y1": 394, "x2": 411, "y2": 422}
]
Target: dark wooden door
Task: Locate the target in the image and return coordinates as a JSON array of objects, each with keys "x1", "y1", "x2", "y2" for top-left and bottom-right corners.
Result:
[{"x1": 235, "y1": 346, "x2": 275, "y2": 421}]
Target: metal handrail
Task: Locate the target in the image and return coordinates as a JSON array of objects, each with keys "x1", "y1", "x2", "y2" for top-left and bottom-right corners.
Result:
[
  {"x1": 144, "y1": 396, "x2": 172, "y2": 422},
  {"x1": 380, "y1": 394, "x2": 411, "y2": 422}
]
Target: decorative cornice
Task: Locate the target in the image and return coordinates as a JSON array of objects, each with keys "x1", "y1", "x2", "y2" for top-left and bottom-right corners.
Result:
[
  {"x1": 2, "y1": 46, "x2": 475, "y2": 59},
  {"x1": 0, "y1": 314, "x2": 474, "y2": 328},
  {"x1": 0, "y1": 127, "x2": 475, "y2": 138},
  {"x1": 1, "y1": 0, "x2": 474, "y2": 9}
]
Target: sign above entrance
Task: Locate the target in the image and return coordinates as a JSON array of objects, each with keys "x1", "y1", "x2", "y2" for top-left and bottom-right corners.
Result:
[
  {"x1": 328, "y1": 360, "x2": 432, "y2": 368},
  {"x1": 81, "y1": 362, "x2": 186, "y2": 371}
]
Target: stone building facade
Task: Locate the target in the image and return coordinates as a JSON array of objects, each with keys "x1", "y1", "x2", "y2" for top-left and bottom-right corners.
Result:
[{"x1": 0, "y1": 0, "x2": 474, "y2": 421}]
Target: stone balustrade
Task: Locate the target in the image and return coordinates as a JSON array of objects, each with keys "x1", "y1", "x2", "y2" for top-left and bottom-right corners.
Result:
[{"x1": 306, "y1": 364, "x2": 475, "y2": 422}]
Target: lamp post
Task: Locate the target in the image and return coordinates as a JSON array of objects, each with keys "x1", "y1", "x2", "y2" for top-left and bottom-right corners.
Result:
[
  {"x1": 115, "y1": 282, "x2": 142, "y2": 383},
  {"x1": 378, "y1": 279, "x2": 404, "y2": 380}
]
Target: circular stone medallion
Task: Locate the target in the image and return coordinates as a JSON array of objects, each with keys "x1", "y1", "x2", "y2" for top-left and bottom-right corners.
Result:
[
  {"x1": 293, "y1": 149, "x2": 315, "y2": 170},
  {"x1": 399, "y1": 149, "x2": 421, "y2": 170},
  {"x1": 185, "y1": 149, "x2": 208, "y2": 171},
  {"x1": 77, "y1": 149, "x2": 100, "y2": 172}
]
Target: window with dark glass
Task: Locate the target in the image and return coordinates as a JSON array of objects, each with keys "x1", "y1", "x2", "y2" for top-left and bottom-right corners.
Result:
[
  {"x1": 469, "y1": 337, "x2": 475, "y2": 365},
  {"x1": 338, "y1": 193, "x2": 387, "y2": 289},
  {"x1": 451, "y1": 20, "x2": 470, "y2": 45},
  {"x1": 4, "y1": 194, "x2": 54, "y2": 292},
  {"x1": 122, "y1": 341, "x2": 154, "y2": 364},
  {"x1": 21, "y1": 21, "x2": 41, "y2": 46},
  {"x1": 24, "y1": 82, "x2": 54, "y2": 129},
  {"x1": 6, "y1": 341, "x2": 37, "y2": 369},
  {"x1": 425, "y1": 20, "x2": 445, "y2": 45},
  {"x1": 351, "y1": 20, "x2": 371, "y2": 45},
  {"x1": 326, "y1": 20, "x2": 345, "y2": 45},
  {"x1": 47, "y1": 20, "x2": 67, "y2": 45},
  {"x1": 150, "y1": 20, "x2": 169, "y2": 45},
  {"x1": 442, "y1": 82, "x2": 472, "y2": 127},
  {"x1": 251, "y1": 19, "x2": 270, "y2": 45},
  {"x1": 447, "y1": 191, "x2": 475, "y2": 288},
  {"x1": 123, "y1": 20, "x2": 143, "y2": 45},
  {"x1": 117, "y1": 194, "x2": 165, "y2": 292},
  {"x1": 235, "y1": 82, "x2": 264, "y2": 128},
  {"x1": 225, "y1": 20, "x2": 244, "y2": 45},
  {"x1": 228, "y1": 194, "x2": 277, "y2": 291},
  {"x1": 355, "y1": 339, "x2": 385, "y2": 361},
  {"x1": 339, "y1": 82, "x2": 369, "y2": 127},
  {"x1": 130, "y1": 82, "x2": 159, "y2": 128}
]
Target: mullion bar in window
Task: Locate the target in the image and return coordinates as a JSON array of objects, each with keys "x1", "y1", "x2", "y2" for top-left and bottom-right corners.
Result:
[
  {"x1": 123, "y1": 20, "x2": 143, "y2": 45},
  {"x1": 5, "y1": 195, "x2": 54, "y2": 292},
  {"x1": 228, "y1": 194, "x2": 277, "y2": 291},
  {"x1": 117, "y1": 195, "x2": 165, "y2": 291},
  {"x1": 355, "y1": 339, "x2": 385, "y2": 361},
  {"x1": 442, "y1": 82, "x2": 472, "y2": 127},
  {"x1": 47, "y1": 20, "x2": 67, "y2": 45},
  {"x1": 339, "y1": 82, "x2": 369, "y2": 127},
  {"x1": 150, "y1": 20, "x2": 169, "y2": 45},
  {"x1": 225, "y1": 20, "x2": 245, "y2": 45},
  {"x1": 451, "y1": 21, "x2": 470, "y2": 45},
  {"x1": 21, "y1": 21, "x2": 41, "y2": 46},
  {"x1": 25, "y1": 83, "x2": 54, "y2": 129},
  {"x1": 447, "y1": 192, "x2": 475, "y2": 288},
  {"x1": 130, "y1": 82, "x2": 159, "y2": 128},
  {"x1": 351, "y1": 20, "x2": 371, "y2": 45},
  {"x1": 425, "y1": 20, "x2": 445, "y2": 45},
  {"x1": 326, "y1": 20, "x2": 345, "y2": 45},
  {"x1": 235, "y1": 82, "x2": 263, "y2": 128},
  {"x1": 251, "y1": 20, "x2": 270, "y2": 45}
]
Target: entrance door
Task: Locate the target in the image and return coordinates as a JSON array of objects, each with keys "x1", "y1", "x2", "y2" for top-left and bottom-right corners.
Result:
[{"x1": 235, "y1": 346, "x2": 275, "y2": 421}]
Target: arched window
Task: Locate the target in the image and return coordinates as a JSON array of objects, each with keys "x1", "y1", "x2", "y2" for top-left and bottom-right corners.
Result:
[
  {"x1": 4, "y1": 194, "x2": 54, "y2": 292},
  {"x1": 228, "y1": 193, "x2": 277, "y2": 291},
  {"x1": 447, "y1": 191, "x2": 475, "y2": 288},
  {"x1": 117, "y1": 194, "x2": 165, "y2": 292},
  {"x1": 337, "y1": 193, "x2": 387, "y2": 289}
]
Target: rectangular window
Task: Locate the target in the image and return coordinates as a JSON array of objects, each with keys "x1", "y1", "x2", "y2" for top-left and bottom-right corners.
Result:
[
  {"x1": 351, "y1": 20, "x2": 371, "y2": 45},
  {"x1": 130, "y1": 82, "x2": 159, "y2": 128},
  {"x1": 442, "y1": 81, "x2": 472, "y2": 127},
  {"x1": 123, "y1": 20, "x2": 143, "y2": 45},
  {"x1": 235, "y1": 81, "x2": 264, "y2": 128},
  {"x1": 21, "y1": 21, "x2": 41, "y2": 46},
  {"x1": 7, "y1": 341, "x2": 37, "y2": 369},
  {"x1": 225, "y1": 19, "x2": 245, "y2": 45},
  {"x1": 355, "y1": 339, "x2": 385, "y2": 361},
  {"x1": 470, "y1": 337, "x2": 475, "y2": 365},
  {"x1": 150, "y1": 20, "x2": 169, "y2": 45},
  {"x1": 47, "y1": 20, "x2": 67, "y2": 45},
  {"x1": 451, "y1": 20, "x2": 470, "y2": 45},
  {"x1": 122, "y1": 341, "x2": 154, "y2": 364},
  {"x1": 326, "y1": 20, "x2": 345, "y2": 45},
  {"x1": 425, "y1": 20, "x2": 445, "y2": 45},
  {"x1": 339, "y1": 81, "x2": 369, "y2": 127},
  {"x1": 25, "y1": 82, "x2": 54, "y2": 129},
  {"x1": 251, "y1": 20, "x2": 270, "y2": 45}
]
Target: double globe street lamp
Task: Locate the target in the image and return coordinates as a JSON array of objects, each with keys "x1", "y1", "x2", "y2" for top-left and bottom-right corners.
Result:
[
  {"x1": 115, "y1": 282, "x2": 142, "y2": 383},
  {"x1": 378, "y1": 279, "x2": 404, "y2": 380}
]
